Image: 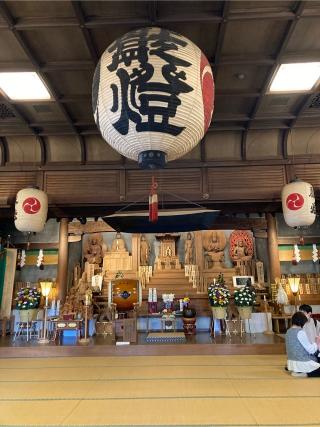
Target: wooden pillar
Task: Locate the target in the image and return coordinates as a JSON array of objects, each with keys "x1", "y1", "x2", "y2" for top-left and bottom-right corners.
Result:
[
  {"x1": 57, "y1": 218, "x2": 69, "y2": 302},
  {"x1": 266, "y1": 213, "x2": 281, "y2": 282}
]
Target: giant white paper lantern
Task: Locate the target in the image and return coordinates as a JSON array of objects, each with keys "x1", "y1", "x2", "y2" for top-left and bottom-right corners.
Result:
[
  {"x1": 15, "y1": 187, "x2": 48, "y2": 233},
  {"x1": 281, "y1": 180, "x2": 316, "y2": 227},
  {"x1": 92, "y1": 27, "x2": 214, "y2": 169}
]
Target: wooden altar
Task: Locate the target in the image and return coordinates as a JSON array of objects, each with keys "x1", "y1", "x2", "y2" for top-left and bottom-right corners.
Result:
[{"x1": 154, "y1": 234, "x2": 181, "y2": 270}]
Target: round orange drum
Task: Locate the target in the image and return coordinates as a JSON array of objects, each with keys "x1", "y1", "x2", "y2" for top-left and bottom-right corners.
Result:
[{"x1": 112, "y1": 279, "x2": 139, "y2": 311}]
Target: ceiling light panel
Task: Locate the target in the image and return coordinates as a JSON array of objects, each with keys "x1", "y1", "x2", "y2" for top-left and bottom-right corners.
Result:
[
  {"x1": 270, "y1": 63, "x2": 320, "y2": 92},
  {"x1": 0, "y1": 72, "x2": 51, "y2": 100}
]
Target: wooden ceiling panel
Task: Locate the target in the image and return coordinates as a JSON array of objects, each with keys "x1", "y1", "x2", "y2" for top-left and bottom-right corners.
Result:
[
  {"x1": 214, "y1": 97, "x2": 256, "y2": 116},
  {"x1": 81, "y1": 1, "x2": 150, "y2": 21},
  {"x1": 7, "y1": 1, "x2": 75, "y2": 19},
  {"x1": 0, "y1": 0, "x2": 318, "y2": 155},
  {"x1": 45, "y1": 70, "x2": 93, "y2": 97},
  {"x1": 66, "y1": 102, "x2": 93, "y2": 122},
  {"x1": 285, "y1": 18, "x2": 320, "y2": 52},
  {"x1": 91, "y1": 25, "x2": 144, "y2": 58},
  {"x1": 222, "y1": 20, "x2": 288, "y2": 56},
  {"x1": 164, "y1": 22, "x2": 219, "y2": 60},
  {"x1": 0, "y1": 30, "x2": 29, "y2": 61},
  {"x1": 230, "y1": 1, "x2": 296, "y2": 13},
  {"x1": 17, "y1": 103, "x2": 66, "y2": 123},
  {"x1": 21, "y1": 28, "x2": 92, "y2": 62},
  {"x1": 157, "y1": 1, "x2": 224, "y2": 19},
  {"x1": 258, "y1": 94, "x2": 303, "y2": 115},
  {"x1": 215, "y1": 65, "x2": 271, "y2": 92}
]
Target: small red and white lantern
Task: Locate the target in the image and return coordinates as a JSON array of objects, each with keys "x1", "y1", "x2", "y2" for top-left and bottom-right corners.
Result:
[
  {"x1": 92, "y1": 27, "x2": 214, "y2": 169},
  {"x1": 15, "y1": 188, "x2": 48, "y2": 233},
  {"x1": 281, "y1": 180, "x2": 316, "y2": 228}
]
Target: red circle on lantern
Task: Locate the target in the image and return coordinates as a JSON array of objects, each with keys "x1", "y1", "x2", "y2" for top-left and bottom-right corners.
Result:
[
  {"x1": 22, "y1": 197, "x2": 41, "y2": 214},
  {"x1": 286, "y1": 193, "x2": 304, "y2": 210},
  {"x1": 200, "y1": 52, "x2": 214, "y2": 133}
]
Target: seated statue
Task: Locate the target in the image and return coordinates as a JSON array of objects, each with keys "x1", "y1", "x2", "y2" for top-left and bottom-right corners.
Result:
[
  {"x1": 111, "y1": 232, "x2": 127, "y2": 252},
  {"x1": 84, "y1": 235, "x2": 104, "y2": 264},
  {"x1": 203, "y1": 230, "x2": 227, "y2": 269},
  {"x1": 230, "y1": 233, "x2": 253, "y2": 276},
  {"x1": 233, "y1": 239, "x2": 250, "y2": 260}
]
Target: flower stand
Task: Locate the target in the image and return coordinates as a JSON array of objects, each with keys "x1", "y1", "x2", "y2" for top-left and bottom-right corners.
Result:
[
  {"x1": 19, "y1": 309, "x2": 38, "y2": 323},
  {"x1": 211, "y1": 306, "x2": 227, "y2": 319},
  {"x1": 237, "y1": 306, "x2": 253, "y2": 320}
]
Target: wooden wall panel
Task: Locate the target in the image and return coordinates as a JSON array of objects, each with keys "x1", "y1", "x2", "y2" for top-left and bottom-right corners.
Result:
[
  {"x1": 207, "y1": 165, "x2": 286, "y2": 200},
  {"x1": 44, "y1": 171, "x2": 120, "y2": 203},
  {"x1": 0, "y1": 172, "x2": 37, "y2": 204},
  {"x1": 293, "y1": 164, "x2": 320, "y2": 190},
  {"x1": 126, "y1": 169, "x2": 202, "y2": 201}
]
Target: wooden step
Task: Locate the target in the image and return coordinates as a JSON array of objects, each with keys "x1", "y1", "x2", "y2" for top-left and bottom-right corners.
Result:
[
  {"x1": 149, "y1": 278, "x2": 191, "y2": 285},
  {"x1": 152, "y1": 269, "x2": 186, "y2": 276}
]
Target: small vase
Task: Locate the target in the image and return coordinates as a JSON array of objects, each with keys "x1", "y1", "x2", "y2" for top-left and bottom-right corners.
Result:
[
  {"x1": 211, "y1": 306, "x2": 227, "y2": 319},
  {"x1": 19, "y1": 309, "x2": 38, "y2": 323},
  {"x1": 237, "y1": 306, "x2": 253, "y2": 320}
]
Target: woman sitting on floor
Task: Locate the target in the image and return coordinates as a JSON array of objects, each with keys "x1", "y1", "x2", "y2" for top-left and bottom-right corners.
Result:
[{"x1": 285, "y1": 311, "x2": 320, "y2": 377}]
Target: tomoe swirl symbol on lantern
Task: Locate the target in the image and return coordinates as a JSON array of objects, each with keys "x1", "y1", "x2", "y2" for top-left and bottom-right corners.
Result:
[
  {"x1": 22, "y1": 197, "x2": 41, "y2": 214},
  {"x1": 286, "y1": 193, "x2": 304, "y2": 211}
]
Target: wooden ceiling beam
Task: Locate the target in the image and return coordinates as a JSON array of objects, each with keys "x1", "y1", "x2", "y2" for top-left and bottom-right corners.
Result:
[
  {"x1": 212, "y1": 1, "x2": 231, "y2": 79},
  {"x1": 147, "y1": 1, "x2": 158, "y2": 24},
  {"x1": 4, "y1": 9, "x2": 320, "y2": 31},
  {"x1": 71, "y1": 1, "x2": 99, "y2": 65},
  {"x1": 0, "y1": 137, "x2": 8, "y2": 166},
  {"x1": 247, "y1": 1, "x2": 306, "y2": 127}
]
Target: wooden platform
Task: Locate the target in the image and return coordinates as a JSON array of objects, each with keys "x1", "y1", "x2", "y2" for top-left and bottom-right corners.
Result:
[{"x1": 0, "y1": 333, "x2": 285, "y2": 358}]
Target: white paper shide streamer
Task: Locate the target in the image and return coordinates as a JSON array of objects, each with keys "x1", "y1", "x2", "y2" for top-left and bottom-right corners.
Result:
[
  {"x1": 294, "y1": 244, "x2": 301, "y2": 264},
  {"x1": 312, "y1": 244, "x2": 318, "y2": 263},
  {"x1": 36, "y1": 249, "x2": 44, "y2": 268},
  {"x1": 20, "y1": 249, "x2": 26, "y2": 268}
]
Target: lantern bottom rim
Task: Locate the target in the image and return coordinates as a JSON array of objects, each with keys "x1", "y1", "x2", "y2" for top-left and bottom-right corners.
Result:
[{"x1": 138, "y1": 150, "x2": 167, "y2": 169}]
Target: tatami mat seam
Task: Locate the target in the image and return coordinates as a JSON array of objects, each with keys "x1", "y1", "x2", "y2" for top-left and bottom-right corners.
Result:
[
  {"x1": 2, "y1": 395, "x2": 320, "y2": 401},
  {"x1": 0, "y1": 377, "x2": 295, "y2": 383},
  {"x1": 0, "y1": 424, "x2": 320, "y2": 427}
]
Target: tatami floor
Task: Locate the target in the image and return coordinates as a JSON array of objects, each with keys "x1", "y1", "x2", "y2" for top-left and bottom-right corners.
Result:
[{"x1": 0, "y1": 354, "x2": 320, "y2": 427}]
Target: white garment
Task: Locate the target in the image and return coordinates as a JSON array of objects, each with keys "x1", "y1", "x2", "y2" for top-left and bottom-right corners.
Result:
[
  {"x1": 287, "y1": 329, "x2": 320, "y2": 373},
  {"x1": 303, "y1": 318, "x2": 320, "y2": 344}
]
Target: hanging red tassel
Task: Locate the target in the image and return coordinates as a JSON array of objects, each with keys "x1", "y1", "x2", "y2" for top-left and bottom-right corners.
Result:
[
  {"x1": 299, "y1": 235, "x2": 305, "y2": 246},
  {"x1": 149, "y1": 177, "x2": 158, "y2": 223}
]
